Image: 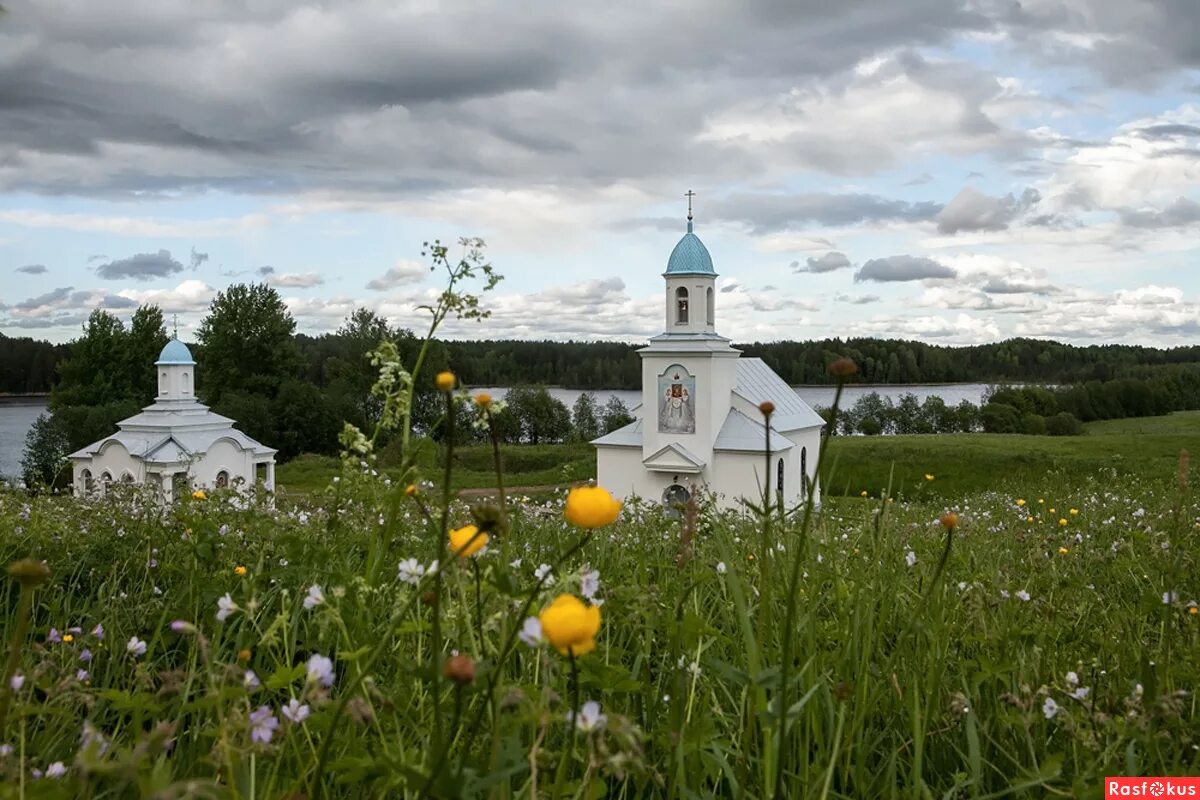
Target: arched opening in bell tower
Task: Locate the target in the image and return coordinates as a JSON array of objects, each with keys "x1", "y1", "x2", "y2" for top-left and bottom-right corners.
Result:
[{"x1": 675, "y1": 287, "x2": 689, "y2": 325}]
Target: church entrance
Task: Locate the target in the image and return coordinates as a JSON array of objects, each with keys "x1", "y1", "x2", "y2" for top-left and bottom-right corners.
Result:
[{"x1": 662, "y1": 483, "x2": 690, "y2": 515}]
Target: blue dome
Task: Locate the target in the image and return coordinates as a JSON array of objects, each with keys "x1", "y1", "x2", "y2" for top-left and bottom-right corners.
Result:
[
  {"x1": 665, "y1": 221, "x2": 716, "y2": 275},
  {"x1": 156, "y1": 338, "x2": 195, "y2": 365}
]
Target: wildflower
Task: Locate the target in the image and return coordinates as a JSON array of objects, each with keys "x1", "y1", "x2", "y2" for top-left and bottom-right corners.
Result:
[
  {"x1": 47, "y1": 628, "x2": 62, "y2": 644},
  {"x1": 1058, "y1": 518, "x2": 1068, "y2": 527},
  {"x1": 76, "y1": 669, "x2": 89, "y2": 682},
  {"x1": 0, "y1": 745, "x2": 11, "y2": 757},
  {"x1": 758, "y1": 401, "x2": 775, "y2": 416},
  {"x1": 716, "y1": 562, "x2": 727, "y2": 575},
  {"x1": 238, "y1": 649, "x2": 252, "y2": 663},
  {"x1": 924, "y1": 474, "x2": 934, "y2": 481},
  {"x1": 538, "y1": 594, "x2": 602, "y2": 657},
  {"x1": 435, "y1": 371, "x2": 456, "y2": 392},
  {"x1": 474, "y1": 392, "x2": 492, "y2": 407},
  {"x1": 564, "y1": 485, "x2": 622, "y2": 528},
  {"x1": 1038, "y1": 498, "x2": 1044, "y2": 504},
  {"x1": 244, "y1": 670, "x2": 261, "y2": 690},
  {"x1": 938, "y1": 512, "x2": 959, "y2": 530},
  {"x1": 91, "y1": 623, "x2": 104, "y2": 640},
  {"x1": 569, "y1": 701, "x2": 607, "y2": 732},
  {"x1": 170, "y1": 620, "x2": 195, "y2": 634},
  {"x1": 443, "y1": 654, "x2": 476, "y2": 685},
  {"x1": 404, "y1": 484, "x2": 418, "y2": 497},
  {"x1": 449, "y1": 525, "x2": 488, "y2": 558},
  {"x1": 9, "y1": 674, "x2": 24, "y2": 691},
  {"x1": 282, "y1": 698, "x2": 310, "y2": 723},
  {"x1": 45, "y1": 762, "x2": 66, "y2": 779},
  {"x1": 7, "y1": 558, "x2": 50, "y2": 587},
  {"x1": 1066, "y1": 671, "x2": 1079, "y2": 687},
  {"x1": 1042, "y1": 697, "x2": 1059, "y2": 719},
  {"x1": 79, "y1": 649, "x2": 92, "y2": 662},
  {"x1": 1162, "y1": 591, "x2": 1178, "y2": 605},
  {"x1": 306, "y1": 654, "x2": 336, "y2": 687},
  {"x1": 905, "y1": 549, "x2": 917, "y2": 568},
  {"x1": 860, "y1": 491, "x2": 868, "y2": 498},
  {"x1": 193, "y1": 489, "x2": 207, "y2": 500},
  {"x1": 1070, "y1": 687, "x2": 1090, "y2": 701},
  {"x1": 127, "y1": 636, "x2": 147, "y2": 657},
  {"x1": 249, "y1": 706, "x2": 278, "y2": 744},
  {"x1": 827, "y1": 358, "x2": 858, "y2": 378},
  {"x1": 1026, "y1": 516, "x2": 1034, "y2": 523},
  {"x1": 1016, "y1": 499, "x2": 1026, "y2": 507},
  {"x1": 398, "y1": 558, "x2": 426, "y2": 585},
  {"x1": 62, "y1": 633, "x2": 74, "y2": 643},
  {"x1": 534, "y1": 563, "x2": 552, "y2": 581},
  {"x1": 1190, "y1": 606, "x2": 1199, "y2": 616},
  {"x1": 1069, "y1": 508, "x2": 1079, "y2": 516},
  {"x1": 580, "y1": 568, "x2": 601, "y2": 603},
  {"x1": 518, "y1": 617, "x2": 544, "y2": 647},
  {"x1": 216, "y1": 593, "x2": 239, "y2": 622},
  {"x1": 234, "y1": 565, "x2": 247, "y2": 577},
  {"x1": 1049, "y1": 507, "x2": 1056, "y2": 515},
  {"x1": 303, "y1": 584, "x2": 325, "y2": 610},
  {"x1": 1058, "y1": 546, "x2": 1069, "y2": 555},
  {"x1": 1016, "y1": 590, "x2": 1031, "y2": 602}
]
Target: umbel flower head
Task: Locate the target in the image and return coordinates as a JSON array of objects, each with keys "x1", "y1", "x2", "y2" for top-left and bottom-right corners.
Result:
[
  {"x1": 564, "y1": 485, "x2": 622, "y2": 529},
  {"x1": 449, "y1": 525, "x2": 489, "y2": 558},
  {"x1": 538, "y1": 594, "x2": 602, "y2": 657}
]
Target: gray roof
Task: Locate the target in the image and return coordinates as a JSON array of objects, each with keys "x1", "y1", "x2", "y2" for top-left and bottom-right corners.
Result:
[
  {"x1": 68, "y1": 398, "x2": 276, "y2": 461},
  {"x1": 591, "y1": 417, "x2": 642, "y2": 448},
  {"x1": 714, "y1": 408, "x2": 794, "y2": 453},
  {"x1": 734, "y1": 358, "x2": 825, "y2": 431}
]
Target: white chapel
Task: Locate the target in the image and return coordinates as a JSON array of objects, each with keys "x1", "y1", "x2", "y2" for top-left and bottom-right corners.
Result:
[
  {"x1": 592, "y1": 203, "x2": 825, "y2": 511},
  {"x1": 68, "y1": 338, "x2": 277, "y2": 501}
]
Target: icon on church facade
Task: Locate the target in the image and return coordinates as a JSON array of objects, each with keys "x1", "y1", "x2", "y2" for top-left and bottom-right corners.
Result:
[{"x1": 658, "y1": 365, "x2": 696, "y2": 433}]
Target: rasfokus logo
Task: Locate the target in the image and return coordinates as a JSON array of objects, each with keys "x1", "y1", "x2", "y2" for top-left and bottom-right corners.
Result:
[{"x1": 1106, "y1": 778, "x2": 1200, "y2": 798}]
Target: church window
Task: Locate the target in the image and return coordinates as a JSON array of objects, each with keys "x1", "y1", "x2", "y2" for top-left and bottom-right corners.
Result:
[
  {"x1": 706, "y1": 287, "x2": 714, "y2": 327},
  {"x1": 159, "y1": 371, "x2": 167, "y2": 395},
  {"x1": 800, "y1": 447, "x2": 808, "y2": 499},
  {"x1": 121, "y1": 471, "x2": 135, "y2": 483},
  {"x1": 662, "y1": 483, "x2": 690, "y2": 515},
  {"x1": 182, "y1": 372, "x2": 191, "y2": 395},
  {"x1": 675, "y1": 287, "x2": 689, "y2": 325},
  {"x1": 81, "y1": 469, "x2": 93, "y2": 494},
  {"x1": 777, "y1": 458, "x2": 785, "y2": 501},
  {"x1": 100, "y1": 471, "x2": 112, "y2": 495},
  {"x1": 216, "y1": 471, "x2": 229, "y2": 489}
]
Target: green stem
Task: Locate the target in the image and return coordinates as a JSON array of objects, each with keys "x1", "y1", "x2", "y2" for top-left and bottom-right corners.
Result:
[
  {"x1": 488, "y1": 409, "x2": 507, "y2": 515},
  {"x1": 0, "y1": 584, "x2": 34, "y2": 738},
  {"x1": 554, "y1": 653, "x2": 581, "y2": 797}
]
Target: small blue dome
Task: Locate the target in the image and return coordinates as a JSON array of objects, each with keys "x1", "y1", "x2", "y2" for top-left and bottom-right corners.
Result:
[
  {"x1": 156, "y1": 338, "x2": 195, "y2": 365},
  {"x1": 665, "y1": 221, "x2": 716, "y2": 275}
]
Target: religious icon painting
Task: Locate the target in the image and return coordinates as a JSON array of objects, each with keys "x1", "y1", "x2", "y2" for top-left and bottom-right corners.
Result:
[{"x1": 657, "y1": 364, "x2": 696, "y2": 434}]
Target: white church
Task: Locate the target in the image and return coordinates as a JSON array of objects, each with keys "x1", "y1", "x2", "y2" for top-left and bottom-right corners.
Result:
[
  {"x1": 592, "y1": 204, "x2": 825, "y2": 511},
  {"x1": 68, "y1": 338, "x2": 277, "y2": 501}
]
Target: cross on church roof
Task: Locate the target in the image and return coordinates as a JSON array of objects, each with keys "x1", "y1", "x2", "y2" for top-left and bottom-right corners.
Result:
[
  {"x1": 172, "y1": 314, "x2": 179, "y2": 338},
  {"x1": 685, "y1": 189, "x2": 695, "y2": 221}
]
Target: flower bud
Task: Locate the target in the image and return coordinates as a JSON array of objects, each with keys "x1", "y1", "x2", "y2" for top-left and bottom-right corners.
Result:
[
  {"x1": 938, "y1": 512, "x2": 959, "y2": 530},
  {"x1": 8, "y1": 558, "x2": 50, "y2": 587},
  {"x1": 758, "y1": 401, "x2": 775, "y2": 417},
  {"x1": 443, "y1": 654, "x2": 476, "y2": 685},
  {"x1": 827, "y1": 358, "x2": 858, "y2": 379}
]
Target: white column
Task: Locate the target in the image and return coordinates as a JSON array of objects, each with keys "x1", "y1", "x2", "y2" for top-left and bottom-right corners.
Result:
[{"x1": 265, "y1": 461, "x2": 275, "y2": 493}]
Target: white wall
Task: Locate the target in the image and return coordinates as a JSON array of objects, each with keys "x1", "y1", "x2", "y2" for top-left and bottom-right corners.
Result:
[{"x1": 196, "y1": 438, "x2": 253, "y2": 488}]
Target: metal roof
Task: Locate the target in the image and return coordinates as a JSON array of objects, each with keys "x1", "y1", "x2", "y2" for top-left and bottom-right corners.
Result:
[
  {"x1": 156, "y1": 338, "x2": 195, "y2": 365},
  {"x1": 734, "y1": 358, "x2": 825, "y2": 431},
  {"x1": 665, "y1": 221, "x2": 716, "y2": 276},
  {"x1": 713, "y1": 408, "x2": 794, "y2": 453},
  {"x1": 591, "y1": 418, "x2": 642, "y2": 448}
]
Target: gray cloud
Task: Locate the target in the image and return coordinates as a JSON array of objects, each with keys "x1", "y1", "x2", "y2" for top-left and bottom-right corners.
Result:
[
  {"x1": 256, "y1": 266, "x2": 275, "y2": 276},
  {"x1": 366, "y1": 261, "x2": 426, "y2": 291},
  {"x1": 855, "y1": 255, "x2": 955, "y2": 283},
  {"x1": 709, "y1": 193, "x2": 941, "y2": 233},
  {"x1": 793, "y1": 251, "x2": 852, "y2": 273},
  {"x1": 189, "y1": 248, "x2": 210, "y2": 269},
  {"x1": 1118, "y1": 197, "x2": 1200, "y2": 228},
  {"x1": 99, "y1": 294, "x2": 139, "y2": 309},
  {"x1": 935, "y1": 186, "x2": 1041, "y2": 234},
  {"x1": 16, "y1": 286, "x2": 74, "y2": 310},
  {"x1": 835, "y1": 293, "x2": 882, "y2": 304},
  {"x1": 95, "y1": 249, "x2": 184, "y2": 280},
  {"x1": 270, "y1": 272, "x2": 325, "y2": 288},
  {"x1": 16, "y1": 264, "x2": 48, "y2": 274},
  {"x1": 981, "y1": 278, "x2": 1058, "y2": 295}
]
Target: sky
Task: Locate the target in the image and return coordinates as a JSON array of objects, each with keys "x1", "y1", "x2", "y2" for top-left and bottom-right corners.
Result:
[{"x1": 1, "y1": 0, "x2": 1198, "y2": 347}]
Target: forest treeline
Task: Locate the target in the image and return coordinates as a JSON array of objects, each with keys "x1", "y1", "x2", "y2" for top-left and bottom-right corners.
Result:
[{"x1": 6, "y1": 332, "x2": 1200, "y2": 395}]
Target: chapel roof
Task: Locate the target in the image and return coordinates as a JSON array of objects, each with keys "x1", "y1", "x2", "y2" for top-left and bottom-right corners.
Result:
[
  {"x1": 156, "y1": 338, "x2": 195, "y2": 365},
  {"x1": 664, "y1": 220, "x2": 716, "y2": 276},
  {"x1": 713, "y1": 408, "x2": 794, "y2": 453},
  {"x1": 734, "y1": 359, "x2": 826, "y2": 431}
]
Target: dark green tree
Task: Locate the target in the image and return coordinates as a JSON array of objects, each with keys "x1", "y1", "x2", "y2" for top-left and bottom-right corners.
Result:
[
  {"x1": 124, "y1": 305, "x2": 169, "y2": 402},
  {"x1": 571, "y1": 392, "x2": 601, "y2": 441},
  {"x1": 196, "y1": 283, "x2": 301, "y2": 403},
  {"x1": 506, "y1": 387, "x2": 571, "y2": 444},
  {"x1": 20, "y1": 413, "x2": 69, "y2": 489},
  {"x1": 601, "y1": 396, "x2": 634, "y2": 434}
]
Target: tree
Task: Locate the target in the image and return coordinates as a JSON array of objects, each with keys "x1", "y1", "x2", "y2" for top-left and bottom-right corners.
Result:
[
  {"x1": 20, "y1": 413, "x2": 69, "y2": 489},
  {"x1": 196, "y1": 283, "x2": 301, "y2": 403},
  {"x1": 601, "y1": 396, "x2": 634, "y2": 433},
  {"x1": 980, "y1": 402, "x2": 1020, "y2": 433},
  {"x1": 52, "y1": 310, "x2": 129, "y2": 409},
  {"x1": 506, "y1": 387, "x2": 571, "y2": 444},
  {"x1": 571, "y1": 393, "x2": 601, "y2": 441},
  {"x1": 124, "y1": 306, "x2": 169, "y2": 403},
  {"x1": 1045, "y1": 411, "x2": 1083, "y2": 436}
]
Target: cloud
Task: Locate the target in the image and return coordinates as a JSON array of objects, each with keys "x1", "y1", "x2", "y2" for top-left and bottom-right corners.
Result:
[
  {"x1": 366, "y1": 260, "x2": 427, "y2": 291},
  {"x1": 855, "y1": 255, "x2": 955, "y2": 282},
  {"x1": 116, "y1": 279, "x2": 216, "y2": 312},
  {"x1": 16, "y1": 264, "x2": 48, "y2": 274},
  {"x1": 15, "y1": 287, "x2": 76, "y2": 310},
  {"x1": 1117, "y1": 197, "x2": 1200, "y2": 229},
  {"x1": 95, "y1": 249, "x2": 185, "y2": 281},
  {"x1": 935, "y1": 186, "x2": 1041, "y2": 234},
  {"x1": 793, "y1": 251, "x2": 852, "y2": 273},
  {"x1": 256, "y1": 266, "x2": 275, "y2": 277},
  {"x1": 269, "y1": 272, "x2": 325, "y2": 288},
  {"x1": 709, "y1": 193, "x2": 940, "y2": 233},
  {"x1": 835, "y1": 293, "x2": 881, "y2": 304},
  {"x1": 0, "y1": 210, "x2": 270, "y2": 237},
  {"x1": 190, "y1": 248, "x2": 210, "y2": 269}
]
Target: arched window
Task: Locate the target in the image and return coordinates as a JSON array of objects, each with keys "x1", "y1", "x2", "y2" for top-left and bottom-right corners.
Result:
[
  {"x1": 81, "y1": 469, "x2": 93, "y2": 494},
  {"x1": 800, "y1": 447, "x2": 808, "y2": 499},
  {"x1": 675, "y1": 287, "x2": 689, "y2": 325},
  {"x1": 777, "y1": 457, "x2": 785, "y2": 502},
  {"x1": 121, "y1": 471, "x2": 135, "y2": 484},
  {"x1": 100, "y1": 471, "x2": 112, "y2": 495},
  {"x1": 706, "y1": 287, "x2": 714, "y2": 327},
  {"x1": 182, "y1": 372, "x2": 191, "y2": 395},
  {"x1": 216, "y1": 471, "x2": 229, "y2": 489},
  {"x1": 159, "y1": 371, "x2": 167, "y2": 395}
]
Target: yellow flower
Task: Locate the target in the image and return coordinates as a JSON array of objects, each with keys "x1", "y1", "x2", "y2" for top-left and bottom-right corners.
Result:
[
  {"x1": 234, "y1": 565, "x2": 247, "y2": 577},
  {"x1": 1016, "y1": 499, "x2": 1026, "y2": 507},
  {"x1": 237, "y1": 649, "x2": 252, "y2": 663},
  {"x1": 474, "y1": 392, "x2": 492, "y2": 407},
  {"x1": 63, "y1": 634, "x2": 74, "y2": 643},
  {"x1": 404, "y1": 484, "x2": 418, "y2": 497},
  {"x1": 538, "y1": 594, "x2": 602, "y2": 657},
  {"x1": 1190, "y1": 607, "x2": 1198, "y2": 616},
  {"x1": 938, "y1": 512, "x2": 959, "y2": 530},
  {"x1": 1038, "y1": 498, "x2": 1044, "y2": 504},
  {"x1": 1058, "y1": 546, "x2": 1069, "y2": 555},
  {"x1": 924, "y1": 474, "x2": 934, "y2": 481},
  {"x1": 1048, "y1": 508, "x2": 1056, "y2": 515},
  {"x1": 449, "y1": 524, "x2": 489, "y2": 558},
  {"x1": 1058, "y1": 518, "x2": 1068, "y2": 527},
  {"x1": 860, "y1": 490, "x2": 869, "y2": 498},
  {"x1": 192, "y1": 489, "x2": 207, "y2": 500},
  {"x1": 564, "y1": 485, "x2": 622, "y2": 529},
  {"x1": 1069, "y1": 508, "x2": 1079, "y2": 516},
  {"x1": 1026, "y1": 516, "x2": 1034, "y2": 523},
  {"x1": 435, "y1": 371, "x2": 456, "y2": 392}
]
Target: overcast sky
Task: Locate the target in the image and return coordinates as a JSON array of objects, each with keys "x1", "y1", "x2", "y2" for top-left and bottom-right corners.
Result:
[{"x1": 1, "y1": 0, "x2": 1198, "y2": 346}]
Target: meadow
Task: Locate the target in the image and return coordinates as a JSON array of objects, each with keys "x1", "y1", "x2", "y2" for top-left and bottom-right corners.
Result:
[{"x1": 0, "y1": 413, "x2": 1197, "y2": 797}]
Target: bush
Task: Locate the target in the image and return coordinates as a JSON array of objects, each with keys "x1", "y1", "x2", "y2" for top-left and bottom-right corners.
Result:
[
  {"x1": 980, "y1": 402, "x2": 1020, "y2": 433},
  {"x1": 20, "y1": 412, "x2": 70, "y2": 489},
  {"x1": 1020, "y1": 413, "x2": 1047, "y2": 436},
  {"x1": 1045, "y1": 411, "x2": 1084, "y2": 436}
]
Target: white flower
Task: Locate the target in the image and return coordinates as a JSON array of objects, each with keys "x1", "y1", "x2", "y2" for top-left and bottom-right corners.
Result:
[
  {"x1": 1065, "y1": 671, "x2": 1079, "y2": 687},
  {"x1": 127, "y1": 636, "x2": 147, "y2": 657},
  {"x1": 999, "y1": 589, "x2": 1010, "y2": 599},
  {"x1": 303, "y1": 584, "x2": 325, "y2": 610},
  {"x1": 45, "y1": 761, "x2": 66, "y2": 779},
  {"x1": 306, "y1": 654, "x2": 335, "y2": 687},
  {"x1": 1016, "y1": 590, "x2": 1031, "y2": 602},
  {"x1": 580, "y1": 569, "x2": 601, "y2": 603},
  {"x1": 244, "y1": 670, "x2": 261, "y2": 690},
  {"x1": 216, "y1": 593, "x2": 239, "y2": 622},
  {"x1": 1042, "y1": 697, "x2": 1059, "y2": 719},
  {"x1": 398, "y1": 558, "x2": 425, "y2": 585},
  {"x1": 534, "y1": 564, "x2": 552, "y2": 581},
  {"x1": 1070, "y1": 687, "x2": 1090, "y2": 701},
  {"x1": 569, "y1": 701, "x2": 607, "y2": 732},
  {"x1": 905, "y1": 549, "x2": 917, "y2": 568},
  {"x1": 716, "y1": 562, "x2": 727, "y2": 575},
  {"x1": 510, "y1": 558, "x2": 523, "y2": 569},
  {"x1": 518, "y1": 617, "x2": 543, "y2": 647},
  {"x1": 9, "y1": 674, "x2": 24, "y2": 691},
  {"x1": 1162, "y1": 590, "x2": 1178, "y2": 605},
  {"x1": 282, "y1": 698, "x2": 311, "y2": 723}
]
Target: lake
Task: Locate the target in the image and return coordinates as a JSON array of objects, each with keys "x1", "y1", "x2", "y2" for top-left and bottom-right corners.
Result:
[
  {"x1": 0, "y1": 399, "x2": 49, "y2": 481},
  {"x1": 0, "y1": 384, "x2": 998, "y2": 479}
]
